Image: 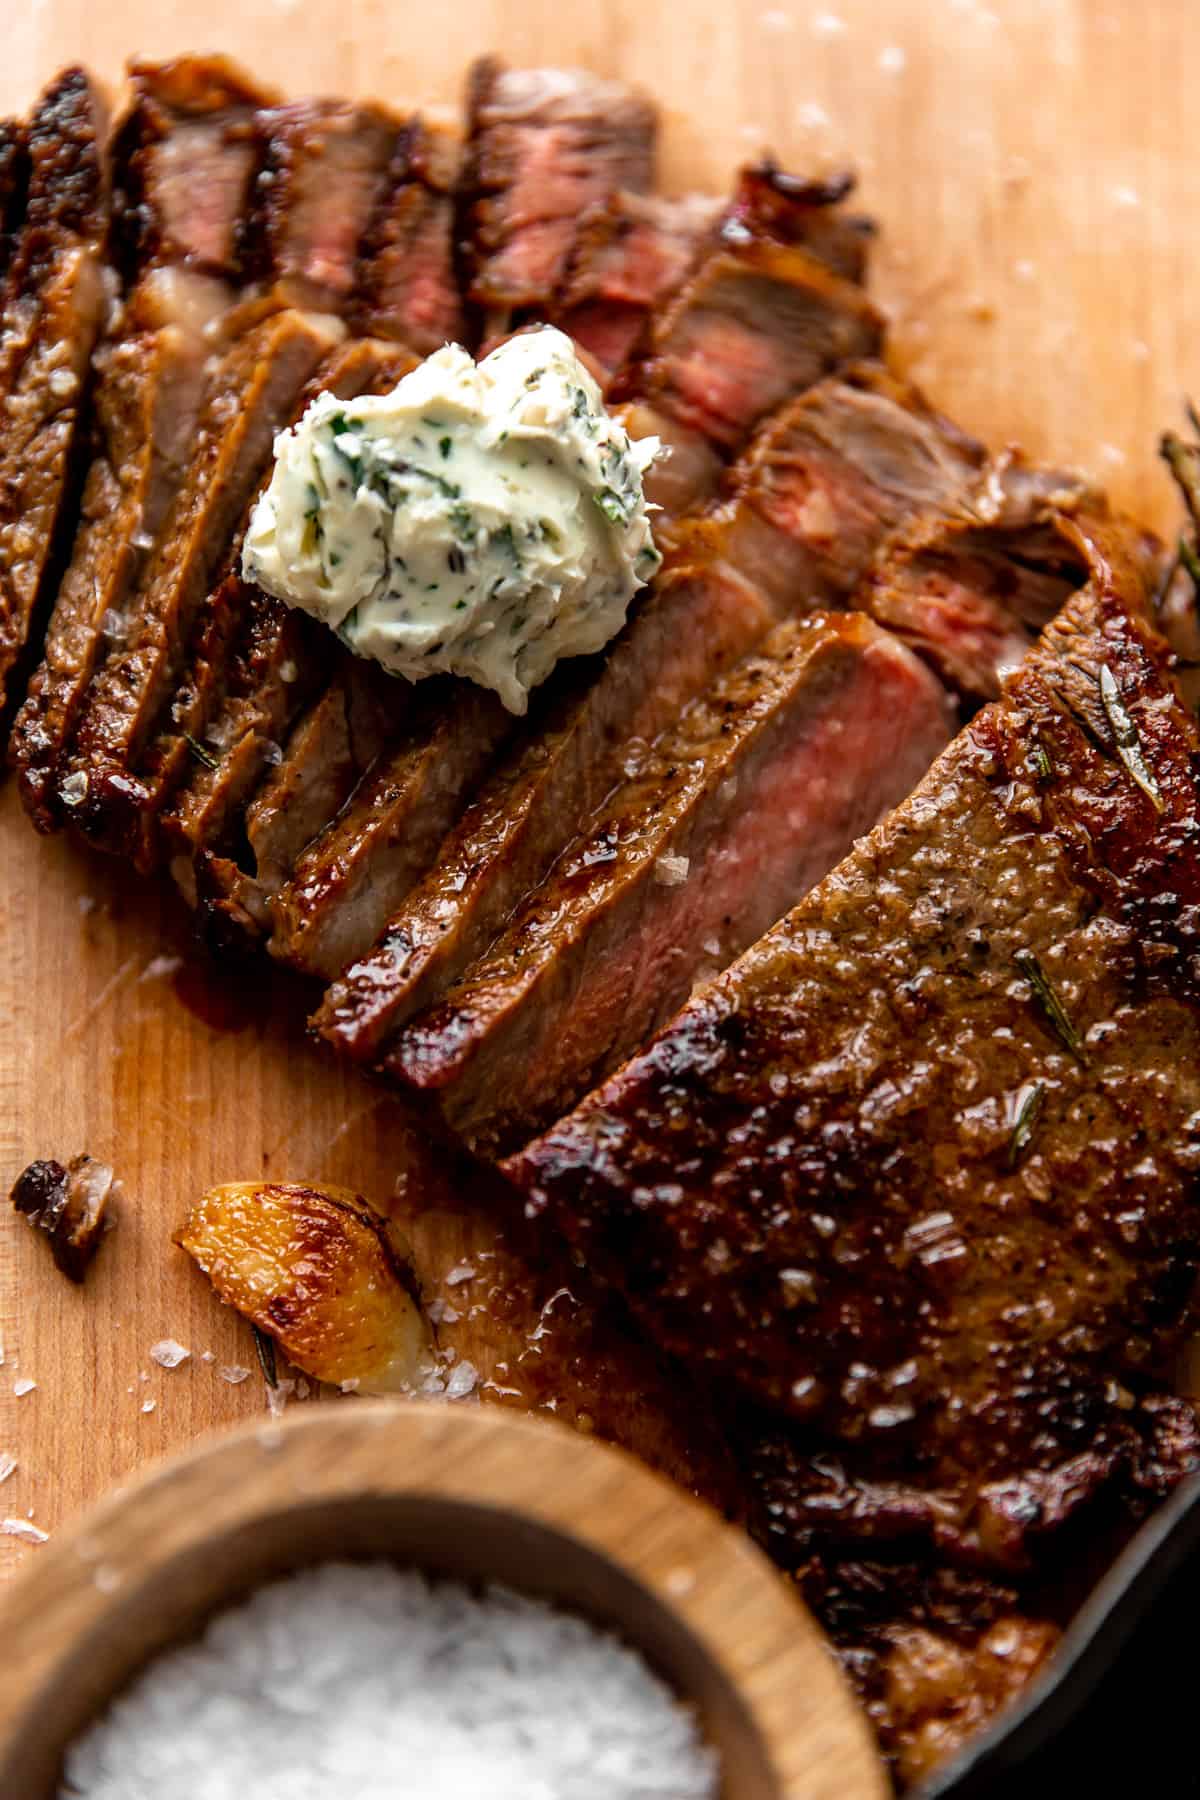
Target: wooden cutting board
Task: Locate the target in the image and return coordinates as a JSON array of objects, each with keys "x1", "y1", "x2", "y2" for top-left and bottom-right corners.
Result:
[{"x1": 1, "y1": 0, "x2": 1197, "y2": 1569}]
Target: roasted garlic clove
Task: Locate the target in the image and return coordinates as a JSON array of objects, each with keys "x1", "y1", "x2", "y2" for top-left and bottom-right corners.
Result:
[
  {"x1": 11, "y1": 1154, "x2": 115, "y2": 1283},
  {"x1": 176, "y1": 1182, "x2": 431, "y2": 1394}
]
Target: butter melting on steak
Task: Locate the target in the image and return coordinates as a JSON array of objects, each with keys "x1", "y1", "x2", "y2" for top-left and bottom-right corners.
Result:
[
  {"x1": 11, "y1": 56, "x2": 269, "y2": 831},
  {"x1": 0, "y1": 68, "x2": 109, "y2": 713},
  {"x1": 509, "y1": 515, "x2": 1200, "y2": 1576}
]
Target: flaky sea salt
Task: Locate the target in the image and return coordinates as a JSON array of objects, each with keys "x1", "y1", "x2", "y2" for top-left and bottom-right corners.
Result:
[
  {"x1": 62, "y1": 1564, "x2": 717, "y2": 1800},
  {"x1": 219, "y1": 1365, "x2": 251, "y2": 1384},
  {"x1": 12, "y1": 1378, "x2": 36, "y2": 1398},
  {"x1": 444, "y1": 1262, "x2": 476, "y2": 1286},
  {"x1": 0, "y1": 1453, "x2": 16, "y2": 1484},
  {"x1": 149, "y1": 1339, "x2": 190, "y2": 1369},
  {"x1": 2, "y1": 1518, "x2": 47, "y2": 1544},
  {"x1": 654, "y1": 853, "x2": 690, "y2": 887}
]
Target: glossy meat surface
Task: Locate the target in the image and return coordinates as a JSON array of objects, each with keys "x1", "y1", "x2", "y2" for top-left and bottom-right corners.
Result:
[
  {"x1": 511, "y1": 517, "x2": 1200, "y2": 1574},
  {"x1": 386, "y1": 614, "x2": 952, "y2": 1155}
]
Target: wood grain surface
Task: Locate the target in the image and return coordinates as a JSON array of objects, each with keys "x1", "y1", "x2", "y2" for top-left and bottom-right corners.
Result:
[{"x1": 1, "y1": 0, "x2": 1197, "y2": 1570}]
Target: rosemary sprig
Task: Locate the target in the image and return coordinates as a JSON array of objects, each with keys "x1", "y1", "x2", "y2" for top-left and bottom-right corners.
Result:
[
  {"x1": 1015, "y1": 948, "x2": 1087, "y2": 1063},
  {"x1": 1098, "y1": 663, "x2": 1165, "y2": 812},
  {"x1": 183, "y1": 732, "x2": 218, "y2": 771},
  {"x1": 252, "y1": 1324, "x2": 278, "y2": 1389},
  {"x1": 1007, "y1": 1081, "x2": 1045, "y2": 1170}
]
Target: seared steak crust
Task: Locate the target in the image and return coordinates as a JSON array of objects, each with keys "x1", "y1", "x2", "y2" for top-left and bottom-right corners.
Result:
[
  {"x1": 0, "y1": 121, "x2": 28, "y2": 277},
  {"x1": 463, "y1": 58, "x2": 656, "y2": 329},
  {"x1": 383, "y1": 615, "x2": 952, "y2": 1154},
  {"x1": 11, "y1": 58, "x2": 271, "y2": 830},
  {"x1": 352, "y1": 120, "x2": 467, "y2": 354},
  {"x1": 59, "y1": 307, "x2": 339, "y2": 858},
  {"x1": 510, "y1": 517, "x2": 1200, "y2": 1573},
  {"x1": 243, "y1": 98, "x2": 397, "y2": 312},
  {"x1": 110, "y1": 55, "x2": 269, "y2": 282},
  {"x1": 0, "y1": 68, "x2": 109, "y2": 711}
]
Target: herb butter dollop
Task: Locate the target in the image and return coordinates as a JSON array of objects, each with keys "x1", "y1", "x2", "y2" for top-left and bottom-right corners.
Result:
[{"x1": 242, "y1": 327, "x2": 663, "y2": 714}]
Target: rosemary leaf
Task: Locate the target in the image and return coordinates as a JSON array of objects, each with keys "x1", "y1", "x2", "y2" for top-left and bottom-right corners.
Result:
[
  {"x1": 1015, "y1": 948, "x2": 1087, "y2": 1063},
  {"x1": 183, "y1": 732, "x2": 218, "y2": 771},
  {"x1": 1098, "y1": 663, "x2": 1165, "y2": 812},
  {"x1": 1031, "y1": 743, "x2": 1053, "y2": 782},
  {"x1": 252, "y1": 1324, "x2": 278, "y2": 1389},
  {"x1": 1007, "y1": 1081, "x2": 1045, "y2": 1170}
]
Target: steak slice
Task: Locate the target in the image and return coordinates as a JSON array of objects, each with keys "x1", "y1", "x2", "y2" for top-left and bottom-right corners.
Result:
[
  {"x1": 160, "y1": 339, "x2": 416, "y2": 880},
  {"x1": 318, "y1": 366, "x2": 982, "y2": 1062},
  {"x1": 58, "y1": 306, "x2": 341, "y2": 857},
  {"x1": 553, "y1": 191, "x2": 722, "y2": 388},
  {"x1": 351, "y1": 119, "x2": 466, "y2": 354},
  {"x1": 509, "y1": 514, "x2": 1200, "y2": 1574},
  {"x1": 0, "y1": 68, "x2": 109, "y2": 712},
  {"x1": 463, "y1": 58, "x2": 657, "y2": 333},
  {"x1": 859, "y1": 457, "x2": 1103, "y2": 705},
  {"x1": 11, "y1": 58, "x2": 270, "y2": 831},
  {"x1": 382, "y1": 614, "x2": 953, "y2": 1154},
  {"x1": 242, "y1": 98, "x2": 397, "y2": 314},
  {"x1": 617, "y1": 231, "x2": 883, "y2": 518},
  {"x1": 194, "y1": 654, "x2": 399, "y2": 947},
  {"x1": 267, "y1": 681, "x2": 515, "y2": 979},
  {"x1": 724, "y1": 163, "x2": 875, "y2": 284}
]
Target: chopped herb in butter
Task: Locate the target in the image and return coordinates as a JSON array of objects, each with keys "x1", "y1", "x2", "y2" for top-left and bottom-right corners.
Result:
[{"x1": 242, "y1": 328, "x2": 663, "y2": 714}]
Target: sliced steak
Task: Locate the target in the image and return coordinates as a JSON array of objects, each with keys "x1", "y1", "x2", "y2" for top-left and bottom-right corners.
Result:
[
  {"x1": 318, "y1": 367, "x2": 982, "y2": 1062},
  {"x1": 193, "y1": 654, "x2": 399, "y2": 947},
  {"x1": 111, "y1": 54, "x2": 268, "y2": 284},
  {"x1": 616, "y1": 230, "x2": 883, "y2": 518},
  {"x1": 11, "y1": 58, "x2": 269, "y2": 831},
  {"x1": 723, "y1": 163, "x2": 875, "y2": 284},
  {"x1": 0, "y1": 68, "x2": 109, "y2": 712},
  {"x1": 352, "y1": 119, "x2": 466, "y2": 354},
  {"x1": 383, "y1": 614, "x2": 953, "y2": 1154},
  {"x1": 463, "y1": 58, "x2": 656, "y2": 333},
  {"x1": 160, "y1": 339, "x2": 415, "y2": 879},
  {"x1": 243, "y1": 98, "x2": 397, "y2": 314},
  {"x1": 860, "y1": 456, "x2": 1103, "y2": 705},
  {"x1": 553, "y1": 191, "x2": 721, "y2": 388},
  {"x1": 509, "y1": 515, "x2": 1200, "y2": 1575},
  {"x1": 58, "y1": 306, "x2": 340, "y2": 857},
  {"x1": 268, "y1": 681, "x2": 514, "y2": 979}
]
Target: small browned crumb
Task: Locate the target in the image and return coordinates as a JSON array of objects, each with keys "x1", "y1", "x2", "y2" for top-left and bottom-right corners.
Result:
[
  {"x1": 176, "y1": 1182, "x2": 431, "y2": 1394},
  {"x1": 10, "y1": 1155, "x2": 115, "y2": 1283}
]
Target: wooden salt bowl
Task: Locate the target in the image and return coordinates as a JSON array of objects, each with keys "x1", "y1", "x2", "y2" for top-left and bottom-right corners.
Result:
[{"x1": 0, "y1": 1402, "x2": 886, "y2": 1797}]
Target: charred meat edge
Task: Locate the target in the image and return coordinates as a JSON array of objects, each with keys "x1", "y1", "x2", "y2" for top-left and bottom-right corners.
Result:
[
  {"x1": 0, "y1": 68, "x2": 109, "y2": 712},
  {"x1": 10, "y1": 56, "x2": 271, "y2": 830}
]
